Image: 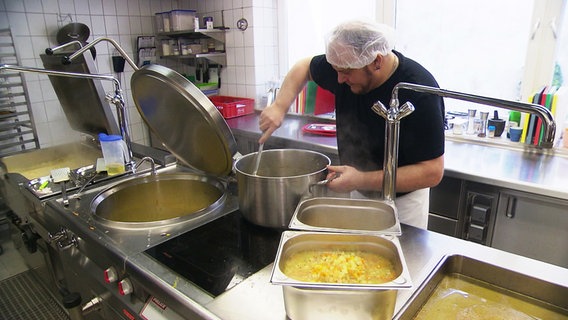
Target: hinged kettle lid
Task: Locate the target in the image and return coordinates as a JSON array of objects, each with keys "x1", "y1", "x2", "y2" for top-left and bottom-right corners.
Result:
[{"x1": 130, "y1": 64, "x2": 236, "y2": 177}]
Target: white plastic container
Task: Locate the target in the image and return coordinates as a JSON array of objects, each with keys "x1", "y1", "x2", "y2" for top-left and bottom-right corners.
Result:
[
  {"x1": 170, "y1": 9, "x2": 197, "y2": 31},
  {"x1": 163, "y1": 12, "x2": 171, "y2": 32},
  {"x1": 99, "y1": 133, "x2": 127, "y2": 175}
]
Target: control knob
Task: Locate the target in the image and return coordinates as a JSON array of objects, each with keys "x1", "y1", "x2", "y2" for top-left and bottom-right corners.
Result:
[
  {"x1": 118, "y1": 278, "x2": 133, "y2": 296},
  {"x1": 103, "y1": 267, "x2": 118, "y2": 283}
]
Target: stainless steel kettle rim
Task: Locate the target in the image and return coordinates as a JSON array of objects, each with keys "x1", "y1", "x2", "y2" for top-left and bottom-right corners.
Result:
[{"x1": 130, "y1": 64, "x2": 237, "y2": 177}]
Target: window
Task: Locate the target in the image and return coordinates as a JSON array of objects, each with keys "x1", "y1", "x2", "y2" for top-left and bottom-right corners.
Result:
[
  {"x1": 395, "y1": 0, "x2": 534, "y2": 104},
  {"x1": 278, "y1": 0, "x2": 376, "y2": 76},
  {"x1": 279, "y1": 0, "x2": 565, "y2": 111},
  {"x1": 554, "y1": 2, "x2": 568, "y2": 88}
]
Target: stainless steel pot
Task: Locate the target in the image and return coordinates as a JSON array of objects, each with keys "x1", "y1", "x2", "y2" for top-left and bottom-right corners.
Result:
[{"x1": 234, "y1": 149, "x2": 330, "y2": 228}]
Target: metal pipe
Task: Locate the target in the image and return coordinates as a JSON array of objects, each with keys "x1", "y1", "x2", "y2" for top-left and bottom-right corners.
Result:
[
  {"x1": 62, "y1": 37, "x2": 139, "y2": 71},
  {"x1": 0, "y1": 64, "x2": 134, "y2": 167},
  {"x1": 0, "y1": 64, "x2": 117, "y2": 85},
  {"x1": 391, "y1": 82, "x2": 556, "y2": 148},
  {"x1": 44, "y1": 40, "x2": 83, "y2": 55},
  {"x1": 134, "y1": 156, "x2": 156, "y2": 175}
]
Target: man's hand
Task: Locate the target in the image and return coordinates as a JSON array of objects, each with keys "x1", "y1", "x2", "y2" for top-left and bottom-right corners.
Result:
[
  {"x1": 325, "y1": 165, "x2": 370, "y2": 193},
  {"x1": 258, "y1": 105, "x2": 286, "y2": 144}
]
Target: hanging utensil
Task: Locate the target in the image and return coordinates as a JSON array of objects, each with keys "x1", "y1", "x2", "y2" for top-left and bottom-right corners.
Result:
[
  {"x1": 56, "y1": 22, "x2": 90, "y2": 44},
  {"x1": 56, "y1": 22, "x2": 96, "y2": 59}
]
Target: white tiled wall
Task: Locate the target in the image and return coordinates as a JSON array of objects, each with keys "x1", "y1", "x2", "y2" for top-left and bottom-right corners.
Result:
[{"x1": 0, "y1": 0, "x2": 278, "y2": 148}]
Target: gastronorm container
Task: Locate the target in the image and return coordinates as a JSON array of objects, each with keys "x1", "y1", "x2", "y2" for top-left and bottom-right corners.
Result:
[
  {"x1": 270, "y1": 231, "x2": 412, "y2": 320},
  {"x1": 289, "y1": 197, "x2": 401, "y2": 236},
  {"x1": 396, "y1": 254, "x2": 568, "y2": 319}
]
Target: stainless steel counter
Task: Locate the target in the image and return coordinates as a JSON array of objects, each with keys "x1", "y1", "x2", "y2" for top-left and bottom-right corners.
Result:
[
  {"x1": 4, "y1": 118, "x2": 568, "y2": 319},
  {"x1": 226, "y1": 113, "x2": 568, "y2": 200},
  {"x1": 38, "y1": 176, "x2": 568, "y2": 319},
  {"x1": 214, "y1": 113, "x2": 568, "y2": 318},
  {"x1": 206, "y1": 224, "x2": 568, "y2": 319}
]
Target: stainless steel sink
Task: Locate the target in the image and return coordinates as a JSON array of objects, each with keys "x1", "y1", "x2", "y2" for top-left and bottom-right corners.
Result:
[
  {"x1": 90, "y1": 172, "x2": 227, "y2": 229},
  {"x1": 396, "y1": 254, "x2": 568, "y2": 319}
]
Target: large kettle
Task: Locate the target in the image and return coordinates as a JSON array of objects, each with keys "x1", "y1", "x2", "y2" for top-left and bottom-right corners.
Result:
[{"x1": 234, "y1": 149, "x2": 330, "y2": 228}]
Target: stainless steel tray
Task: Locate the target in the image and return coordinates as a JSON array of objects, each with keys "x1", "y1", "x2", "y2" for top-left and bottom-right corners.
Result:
[
  {"x1": 288, "y1": 197, "x2": 401, "y2": 236},
  {"x1": 396, "y1": 254, "x2": 568, "y2": 319}
]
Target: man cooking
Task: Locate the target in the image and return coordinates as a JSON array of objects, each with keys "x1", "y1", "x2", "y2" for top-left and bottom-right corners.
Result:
[{"x1": 258, "y1": 19, "x2": 445, "y2": 229}]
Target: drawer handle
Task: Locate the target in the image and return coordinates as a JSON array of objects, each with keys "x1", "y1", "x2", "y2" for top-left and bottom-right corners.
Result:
[{"x1": 505, "y1": 197, "x2": 516, "y2": 218}]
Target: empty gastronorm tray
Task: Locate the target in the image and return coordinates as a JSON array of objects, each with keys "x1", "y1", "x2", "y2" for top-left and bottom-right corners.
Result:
[{"x1": 289, "y1": 197, "x2": 401, "y2": 236}]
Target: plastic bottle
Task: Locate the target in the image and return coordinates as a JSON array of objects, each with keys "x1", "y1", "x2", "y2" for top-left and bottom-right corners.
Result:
[
  {"x1": 478, "y1": 112, "x2": 489, "y2": 137},
  {"x1": 507, "y1": 111, "x2": 521, "y2": 138},
  {"x1": 467, "y1": 109, "x2": 476, "y2": 134},
  {"x1": 488, "y1": 125, "x2": 495, "y2": 137}
]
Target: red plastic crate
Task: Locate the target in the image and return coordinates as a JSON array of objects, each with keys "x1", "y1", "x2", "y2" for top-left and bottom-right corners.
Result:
[{"x1": 210, "y1": 96, "x2": 255, "y2": 119}]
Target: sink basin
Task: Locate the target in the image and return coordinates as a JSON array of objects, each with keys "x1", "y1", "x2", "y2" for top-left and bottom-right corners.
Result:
[
  {"x1": 90, "y1": 173, "x2": 226, "y2": 228},
  {"x1": 396, "y1": 255, "x2": 568, "y2": 319}
]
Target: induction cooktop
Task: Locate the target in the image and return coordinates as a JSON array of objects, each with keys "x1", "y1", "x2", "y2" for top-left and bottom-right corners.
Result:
[{"x1": 144, "y1": 211, "x2": 283, "y2": 297}]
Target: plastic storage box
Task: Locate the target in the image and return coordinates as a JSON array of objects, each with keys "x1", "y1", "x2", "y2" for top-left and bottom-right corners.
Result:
[
  {"x1": 170, "y1": 10, "x2": 196, "y2": 31},
  {"x1": 210, "y1": 96, "x2": 255, "y2": 119},
  {"x1": 155, "y1": 12, "x2": 166, "y2": 32}
]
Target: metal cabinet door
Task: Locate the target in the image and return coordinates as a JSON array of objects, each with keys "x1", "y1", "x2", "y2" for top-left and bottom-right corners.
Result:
[
  {"x1": 428, "y1": 176, "x2": 463, "y2": 237},
  {"x1": 492, "y1": 190, "x2": 568, "y2": 268}
]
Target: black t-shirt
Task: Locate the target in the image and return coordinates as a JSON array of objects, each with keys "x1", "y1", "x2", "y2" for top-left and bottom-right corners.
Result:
[{"x1": 310, "y1": 51, "x2": 445, "y2": 191}]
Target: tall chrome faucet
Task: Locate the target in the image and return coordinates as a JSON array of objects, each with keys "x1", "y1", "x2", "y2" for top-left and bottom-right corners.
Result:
[
  {"x1": 391, "y1": 82, "x2": 556, "y2": 148},
  {"x1": 372, "y1": 82, "x2": 557, "y2": 202}
]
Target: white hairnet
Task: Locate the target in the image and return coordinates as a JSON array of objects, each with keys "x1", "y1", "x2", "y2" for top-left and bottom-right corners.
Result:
[{"x1": 325, "y1": 20, "x2": 396, "y2": 69}]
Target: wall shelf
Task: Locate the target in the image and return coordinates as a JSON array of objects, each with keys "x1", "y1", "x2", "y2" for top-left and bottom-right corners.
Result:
[{"x1": 157, "y1": 28, "x2": 227, "y2": 66}]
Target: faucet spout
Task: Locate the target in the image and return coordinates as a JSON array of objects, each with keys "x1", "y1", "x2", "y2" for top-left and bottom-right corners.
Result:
[
  {"x1": 134, "y1": 157, "x2": 156, "y2": 175},
  {"x1": 392, "y1": 82, "x2": 556, "y2": 148}
]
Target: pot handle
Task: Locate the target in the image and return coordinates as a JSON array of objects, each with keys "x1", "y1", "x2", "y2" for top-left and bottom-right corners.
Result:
[{"x1": 308, "y1": 173, "x2": 340, "y2": 194}]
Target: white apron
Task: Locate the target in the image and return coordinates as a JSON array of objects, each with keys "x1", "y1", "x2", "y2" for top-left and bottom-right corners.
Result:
[
  {"x1": 393, "y1": 188, "x2": 429, "y2": 229},
  {"x1": 351, "y1": 188, "x2": 430, "y2": 229}
]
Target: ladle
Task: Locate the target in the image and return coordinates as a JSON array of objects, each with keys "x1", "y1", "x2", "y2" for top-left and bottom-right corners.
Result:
[{"x1": 252, "y1": 143, "x2": 264, "y2": 176}]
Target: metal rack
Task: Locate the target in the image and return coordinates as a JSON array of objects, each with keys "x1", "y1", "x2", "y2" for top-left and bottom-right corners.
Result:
[{"x1": 0, "y1": 28, "x2": 40, "y2": 157}]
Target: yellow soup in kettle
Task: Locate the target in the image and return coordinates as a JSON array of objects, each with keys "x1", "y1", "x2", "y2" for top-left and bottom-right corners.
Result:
[{"x1": 282, "y1": 249, "x2": 397, "y2": 284}]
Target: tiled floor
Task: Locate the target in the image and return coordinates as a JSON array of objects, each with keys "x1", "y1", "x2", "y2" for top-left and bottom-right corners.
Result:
[{"x1": 0, "y1": 223, "x2": 70, "y2": 320}]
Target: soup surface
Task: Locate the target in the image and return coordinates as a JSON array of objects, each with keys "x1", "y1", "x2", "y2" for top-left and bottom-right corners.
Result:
[
  {"x1": 282, "y1": 250, "x2": 397, "y2": 284},
  {"x1": 414, "y1": 274, "x2": 567, "y2": 320}
]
